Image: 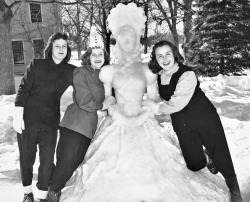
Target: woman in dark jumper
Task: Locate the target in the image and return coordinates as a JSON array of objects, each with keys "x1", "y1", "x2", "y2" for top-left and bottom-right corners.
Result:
[
  {"x1": 144, "y1": 40, "x2": 243, "y2": 202},
  {"x1": 13, "y1": 33, "x2": 76, "y2": 202}
]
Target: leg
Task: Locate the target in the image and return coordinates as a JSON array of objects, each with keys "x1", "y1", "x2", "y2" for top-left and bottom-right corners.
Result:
[
  {"x1": 175, "y1": 128, "x2": 206, "y2": 172},
  {"x1": 17, "y1": 129, "x2": 38, "y2": 202},
  {"x1": 201, "y1": 116, "x2": 243, "y2": 202},
  {"x1": 49, "y1": 127, "x2": 91, "y2": 192},
  {"x1": 36, "y1": 130, "x2": 57, "y2": 199}
]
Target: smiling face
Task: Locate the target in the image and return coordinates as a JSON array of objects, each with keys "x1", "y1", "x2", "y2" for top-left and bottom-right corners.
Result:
[
  {"x1": 52, "y1": 39, "x2": 68, "y2": 64},
  {"x1": 117, "y1": 26, "x2": 137, "y2": 54},
  {"x1": 90, "y1": 48, "x2": 105, "y2": 69},
  {"x1": 155, "y1": 45, "x2": 175, "y2": 71}
]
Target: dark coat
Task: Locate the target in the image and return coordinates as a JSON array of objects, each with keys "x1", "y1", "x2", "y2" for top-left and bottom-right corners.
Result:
[
  {"x1": 60, "y1": 65, "x2": 105, "y2": 139},
  {"x1": 15, "y1": 58, "x2": 76, "y2": 131},
  {"x1": 158, "y1": 64, "x2": 220, "y2": 133}
]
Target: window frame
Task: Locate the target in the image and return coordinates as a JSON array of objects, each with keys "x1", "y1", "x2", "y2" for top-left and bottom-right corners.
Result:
[
  {"x1": 12, "y1": 40, "x2": 25, "y2": 64},
  {"x1": 29, "y1": 3, "x2": 43, "y2": 23},
  {"x1": 33, "y1": 39, "x2": 45, "y2": 59}
]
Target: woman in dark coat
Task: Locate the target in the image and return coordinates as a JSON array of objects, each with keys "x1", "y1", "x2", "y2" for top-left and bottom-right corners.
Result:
[
  {"x1": 144, "y1": 40, "x2": 243, "y2": 202},
  {"x1": 13, "y1": 33, "x2": 76, "y2": 202}
]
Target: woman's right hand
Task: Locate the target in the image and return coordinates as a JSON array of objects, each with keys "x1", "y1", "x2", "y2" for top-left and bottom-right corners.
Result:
[
  {"x1": 13, "y1": 106, "x2": 25, "y2": 133},
  {"x1": 107, "y1": 104, "x2": 117, "y2": 116},
  {"x1": 102, "y1": 96, "x2": 116, "y2": 110}
]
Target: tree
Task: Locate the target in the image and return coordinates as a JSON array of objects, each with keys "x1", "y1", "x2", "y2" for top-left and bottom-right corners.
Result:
[
  {"x1": 153, "y1": 0, "x2": 180, "y2": 46},
  {"x1": 181, "y1": 0, "x2": 194, "y2": 59},
  {"x1": 61, "y1": 1, "x2": 90, "y2": 59},
  {"x1": 0, "y1": 0, "x2": 15, "y2": 95},
  {"x1": 187, "y1": 0, "x2": 250, "y2": 76}
]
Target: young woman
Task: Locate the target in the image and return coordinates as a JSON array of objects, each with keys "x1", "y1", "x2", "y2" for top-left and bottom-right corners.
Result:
[
  {"x1": 47, "y1": 42, "x2": 109, "y2": 202},
  {"x1": 13, "y1": 33, "x2": 76, "y2": 202},
  {"x1": 145, "y1": 40, "x2": 243, "y2": 202}
]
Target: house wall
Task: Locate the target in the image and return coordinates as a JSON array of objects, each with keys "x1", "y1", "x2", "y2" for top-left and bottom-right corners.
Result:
[{"x1": 11, "y1": 0, "x2": 62, "y2": 70}]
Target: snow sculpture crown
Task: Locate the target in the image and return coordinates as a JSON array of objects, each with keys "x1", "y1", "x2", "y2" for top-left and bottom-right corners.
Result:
[
  {"x1": 89, "y1": 26, "x2": 104, "y2": 48},
  {"x1": 107, "y1": 3, "x2": 146, "y2": 38}
]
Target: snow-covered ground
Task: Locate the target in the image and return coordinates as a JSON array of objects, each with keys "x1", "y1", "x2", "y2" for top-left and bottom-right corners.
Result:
[{"x1": 0, "y1": 60, "x2": 250, "y2": 201}]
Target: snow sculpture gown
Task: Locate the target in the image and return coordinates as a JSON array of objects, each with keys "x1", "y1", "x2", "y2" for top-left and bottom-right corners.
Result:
[{"x1": 60, "y1": 63, "x2": 230, "y2": 202}]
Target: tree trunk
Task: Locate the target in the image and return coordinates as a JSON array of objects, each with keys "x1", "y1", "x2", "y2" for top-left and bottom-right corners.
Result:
[
  {"x1": 0, "y1": 1, "x2": 15, "y2": 95},
  {"x1": 143, "y1": 1, "x2": 149, "y2": 54},
  {"x1": 183, "y1": 0, "x2": 193, "y2": 60}
]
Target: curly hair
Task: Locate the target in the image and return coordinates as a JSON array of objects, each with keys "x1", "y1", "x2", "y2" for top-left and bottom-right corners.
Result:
[
  {"x1": 81, "y1": 47, "x2": 110, "y2": 67},
  {"x1": 148, "y1": 40, "x2": 184, "y2": 74},
  {"x1": 44, "y1": 32, "x2": 71, "y2": 62}
]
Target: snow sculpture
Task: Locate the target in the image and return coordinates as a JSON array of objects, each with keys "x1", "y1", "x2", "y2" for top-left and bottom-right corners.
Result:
[{"x1": 60, "y1": 3, "x2": 230, "y2": 202}]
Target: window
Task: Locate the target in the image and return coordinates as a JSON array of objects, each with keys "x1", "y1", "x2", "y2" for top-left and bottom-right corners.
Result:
[
  {"x1": 12, "y1": 41, "x2": 25, "y2": 64},
  {"x1": 33, "y1": 39, "x2": 45, "y2": 59},
  {"x1": 30, "y1": 3, "x2": 42, "y2": 23}
]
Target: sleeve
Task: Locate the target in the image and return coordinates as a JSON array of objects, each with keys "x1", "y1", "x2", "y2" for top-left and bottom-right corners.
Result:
[
  {"x1": 15, "y1": 59, "x2": 35, "y2": 107},
  {"x1": 159, "y1": 71, "x2": 197, "y2": 114},
  {"x1": 73, "y1": 69, "x2": 103, "y2": 112}
]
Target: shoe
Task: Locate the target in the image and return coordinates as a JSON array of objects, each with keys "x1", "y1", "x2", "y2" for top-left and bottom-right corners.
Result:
[
  {"x1": 23, "y1": 193, "x2": 34, "y2": 202},
  {"x1": 47, "y1": 189, "x2": 61, "y2": 202},
  {"x1": 204, "y1": 149, "x2": 218, "y2": 174},
  {"x1": 34, "y1": 199, "x2": 47, "y2": 202},
  {"x1": 225, "y1": 176, "x2": 243, "y2": 202}
]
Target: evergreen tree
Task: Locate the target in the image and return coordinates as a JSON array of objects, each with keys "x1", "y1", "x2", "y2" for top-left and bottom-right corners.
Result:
[{"x1": 187, "y1": 0, "x2": 250, "y2": 76}]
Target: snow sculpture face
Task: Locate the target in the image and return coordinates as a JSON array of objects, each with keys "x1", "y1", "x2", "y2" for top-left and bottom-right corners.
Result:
[
  {"x1": 155, "y1": 45, "x2": 175, "y2": 71},
  {"x1": 90, "y1": 48, "x2": 105, "y2": 69},
  {"x1": 52, "y1": 39, "x2": 68, "y2": 64},
  {"x1": 117, "y1": 26, "x2": 138, "y2": 54}
]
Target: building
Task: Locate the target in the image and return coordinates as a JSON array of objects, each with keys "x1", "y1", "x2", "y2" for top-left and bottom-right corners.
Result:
[{"x1": 11, "y1": 0, "x2": 61, "y2": 74}]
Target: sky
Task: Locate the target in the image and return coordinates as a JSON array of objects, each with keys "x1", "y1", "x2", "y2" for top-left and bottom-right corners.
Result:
[{"x1": 0, "y1": 57, "x2": 249, "y2": 201}]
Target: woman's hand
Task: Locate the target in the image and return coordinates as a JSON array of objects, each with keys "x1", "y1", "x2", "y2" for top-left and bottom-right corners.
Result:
[
  {"x1": 142, "y1": 99, "x2": 161, "y2": 114},
  {"x1": 102, "y1": 96, "x2": 116, "y2": 110}
]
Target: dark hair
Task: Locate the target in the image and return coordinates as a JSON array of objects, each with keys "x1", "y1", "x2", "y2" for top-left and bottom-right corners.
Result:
[
  {"x1": 44, "y1": 32, "x2": 71, "y2": 62},
  {"x1": 148, "y1": 40, "x2": 184, "y2": 74},
  {"x1": 81, "y1": 47, "x2": 110, "y2": 66}
]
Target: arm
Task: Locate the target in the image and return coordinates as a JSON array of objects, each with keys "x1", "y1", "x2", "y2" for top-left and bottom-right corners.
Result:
[
  {"x1": 73, "y1": 68, "x2": 104, "y2": 112},
  {"x1": 14, "y1": 59, "x2": 36, "y2": 133},
  {"x1": 15, "y1": 59, "x2": 35, "y2": 107},
  {"x1": 159, "y1": 71, "x2": 197, "y2": 114}
]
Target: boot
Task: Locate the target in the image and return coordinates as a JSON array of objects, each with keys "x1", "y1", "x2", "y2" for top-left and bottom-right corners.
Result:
[
  {"x1": 23, "y1": 193, "x2": 34, "y2": 202},
  {"x1": 204, "y1": 149, "x2": 218, "y2": 174},
  {"x1": 47, "y1": 189, "x2": 61, "y2": 202},
  {"x1": 34, "y1": 199, "x2": 47, "y2": 202},
  {"x1": 225, "y1": 176, "x2": 243, "y2": 202}
]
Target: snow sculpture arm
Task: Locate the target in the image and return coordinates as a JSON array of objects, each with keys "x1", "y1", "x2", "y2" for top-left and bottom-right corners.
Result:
[
  {"x1": 99, "y1": 65, "x2": 116, "y2": 114},
  {"x1": 142, "y1": 64, "x2": 162, "y2": 114},
  {"x1": 145, "y1": 65, "x2": 158, "y2": 100}
]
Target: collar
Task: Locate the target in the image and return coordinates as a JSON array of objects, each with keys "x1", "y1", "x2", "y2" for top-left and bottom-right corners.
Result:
[
  {"x1": 159, "y1": 62, "x2": 179, "y2": 76},
  {"x1": 47, "y1": 57, "x2": 65, "y2": 66},
  {"x1": 160, "y1": 63, "x2": 179, "y2": 85}
]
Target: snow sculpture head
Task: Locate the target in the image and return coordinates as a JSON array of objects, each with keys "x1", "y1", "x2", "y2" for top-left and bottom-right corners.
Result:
[
  {"x1": 107, "y1": 3, "x2": 147, "y2": 60},
  {"x1": 107, "y1": 3, "x2": 146, "y2": 38}
]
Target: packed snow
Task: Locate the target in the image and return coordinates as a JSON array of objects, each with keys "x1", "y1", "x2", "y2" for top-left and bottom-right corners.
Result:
[{"x1": 0, "y1": 60, "x2": 250, "y2": 201}]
